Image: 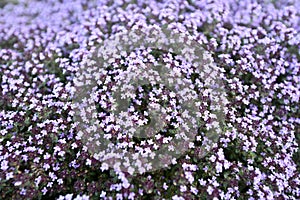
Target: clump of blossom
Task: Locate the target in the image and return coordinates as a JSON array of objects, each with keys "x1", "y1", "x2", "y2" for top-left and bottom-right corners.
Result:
[{"x1": 0, "y1": 0, "x2": 299, "y2": 199}]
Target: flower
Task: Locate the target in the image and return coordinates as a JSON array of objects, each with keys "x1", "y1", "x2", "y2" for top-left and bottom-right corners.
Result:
[{"x1": 0, "y1": 0, "x2": 299, "y2": 199}]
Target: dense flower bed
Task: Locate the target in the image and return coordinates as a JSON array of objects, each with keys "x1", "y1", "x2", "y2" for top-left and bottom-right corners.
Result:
[{"x1": 0, "y1": 0, "x2": 299, "y2": 199}]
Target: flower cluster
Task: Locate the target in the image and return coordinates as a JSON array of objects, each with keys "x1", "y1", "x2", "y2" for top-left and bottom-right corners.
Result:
[
  {"x1": 73, "y1": 24, "x2": 228, "y2": 175},
  {"x1": 0, "y1": 0, "x2": 299, "y2": 199}
]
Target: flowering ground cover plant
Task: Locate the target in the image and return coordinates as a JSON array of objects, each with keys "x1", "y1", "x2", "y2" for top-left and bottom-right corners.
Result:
[{"x1": 0, "y1": 0, "x2": 299, "y2": 199}]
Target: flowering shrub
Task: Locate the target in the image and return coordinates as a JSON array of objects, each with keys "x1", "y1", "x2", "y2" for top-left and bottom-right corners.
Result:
[{"x1": 0, "y1": 0, "x2": 299, "y2": 199}]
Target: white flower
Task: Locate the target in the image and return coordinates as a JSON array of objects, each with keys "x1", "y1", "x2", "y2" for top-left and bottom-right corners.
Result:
[
  {"x1": 207, "y1": 186, "x2": 214, "y2": 195},
  {"x1": 86, "y1": 159, "x2": 92, "y2": 166},
  {"x1": 209, "y1": 155, "x2": 217, "y2": 162},
  {"x1": 172, "y1": 195, "x2": 185, "y2": 200},
  {"x1": 101, "y1": 163, "x2": 109, "y2": 171},
  {"x1": 100, "y1": 191, "x2": 106, "y2": 198},
  {"x1": 65, "y1": 194, "x2": 74, "y2": 200},
  {"x1": 14, "y1": 181, "x2": 22, "y2": 186}
]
